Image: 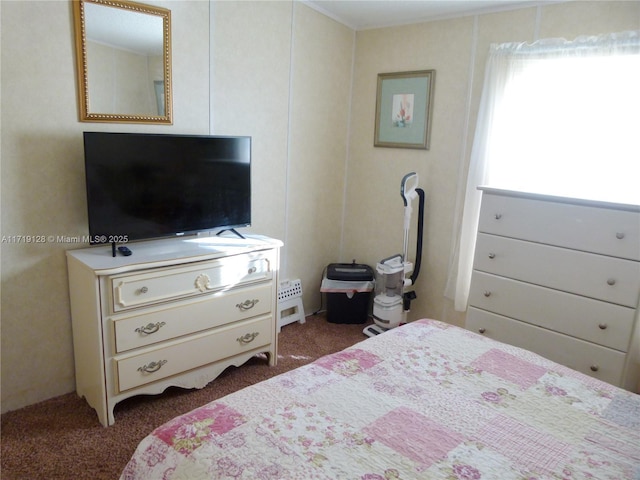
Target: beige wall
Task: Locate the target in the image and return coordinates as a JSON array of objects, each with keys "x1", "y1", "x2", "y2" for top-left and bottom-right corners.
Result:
[
  {"x1": 286, "y1": 3, "x2": 354, "y2": 308},
  {"x1": 1, "y1": 0, "x2": 211, "y2": 413},
  {"x1": 211, "y1": 0, "x2": 354, "y2": 315},
  {"x1": 1, "y1": 0, "x2": 638, "y2": 413},
  {"x1": 211, "y1": 0, "x2": 293, "y2": 240},
  {"x1": 345, "y1": 16, "x2": 475, "y2": 329},
  {"x1": 344, "y1": 1, "x2": 640, "y2": 329}
]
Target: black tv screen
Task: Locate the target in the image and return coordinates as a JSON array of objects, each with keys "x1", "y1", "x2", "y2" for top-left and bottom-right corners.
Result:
[{"x1": 83, "y1": 132, "x2": 251, "y2": 244}]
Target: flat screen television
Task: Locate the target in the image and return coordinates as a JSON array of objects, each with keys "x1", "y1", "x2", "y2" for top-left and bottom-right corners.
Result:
[{"x1": 82, "y1": 132, "x2": 251, "y2": 244}]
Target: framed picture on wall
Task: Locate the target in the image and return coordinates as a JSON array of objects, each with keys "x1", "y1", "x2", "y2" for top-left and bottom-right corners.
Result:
[{"x1": 374, "y1": 70, "x2": 435, "y2": 149}]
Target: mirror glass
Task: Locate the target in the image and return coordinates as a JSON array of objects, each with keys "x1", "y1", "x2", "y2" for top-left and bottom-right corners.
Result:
[{"x1": 74, "y1": 0, "x2": 172, "y2": 124}]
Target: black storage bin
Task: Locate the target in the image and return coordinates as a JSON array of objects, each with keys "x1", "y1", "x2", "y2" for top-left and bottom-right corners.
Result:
[{"x1": 321, "y1": 263, "x2": 374, "y2": 324}]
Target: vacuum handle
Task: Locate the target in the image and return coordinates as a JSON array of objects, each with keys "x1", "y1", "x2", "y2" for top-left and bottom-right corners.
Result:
[
  {"x1": 380, "y1": 253, "x2": 403, "y2": 264},
  {"x1": 401, "y1": 172, "x2": 419, "y2": 206}
]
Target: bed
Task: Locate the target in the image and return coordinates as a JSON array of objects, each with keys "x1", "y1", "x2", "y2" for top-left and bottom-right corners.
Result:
[{"x1": 120, "y1": 319, "x2": 640, "y2": 479}]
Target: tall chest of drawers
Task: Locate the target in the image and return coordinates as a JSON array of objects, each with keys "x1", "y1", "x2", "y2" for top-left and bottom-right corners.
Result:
[
  {"x1": 466, "y1": 188, "x2": 640, "y2": 391},
  {"x1": 67, "y1": 235, "x2": 282, "y2": 426}
]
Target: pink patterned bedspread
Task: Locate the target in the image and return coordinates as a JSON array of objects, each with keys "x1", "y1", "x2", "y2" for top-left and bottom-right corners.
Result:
[{"x1": 121, "y1": 319, "x2": 640, "y2": 480}]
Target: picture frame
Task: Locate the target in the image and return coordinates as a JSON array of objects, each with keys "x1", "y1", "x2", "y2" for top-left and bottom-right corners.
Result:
[{"x1": 374, "y1": 70, "x2": 435, "y2": 149}]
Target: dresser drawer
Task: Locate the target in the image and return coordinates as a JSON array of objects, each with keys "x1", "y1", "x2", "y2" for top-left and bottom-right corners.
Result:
[
  {"x1": 478, "y1": 193, "x2": 640, "y2": 260},
  {"x1": 468, "y1": 272, "x2": 635, "y2": 352},
  {"x1": 466, "y1": 308, "x2": 626, "y2": 386},
  {"x1": 114, "y1": 315, "x2": 272, "y2": 392},
  {"x1": 112, "y1": 282, "x2": 273, "y2": 353},
  {"x1": 110, "y1": 252, "x2": 272, "y2": 312},
  {"x1": 474, "y1": 233, "x2": 640, "y2": 307}
]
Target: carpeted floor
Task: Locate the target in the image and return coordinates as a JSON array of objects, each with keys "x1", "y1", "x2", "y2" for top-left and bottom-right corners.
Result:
[{"x1": 1, "y1": 314, "x2": 372, "y2": 480}]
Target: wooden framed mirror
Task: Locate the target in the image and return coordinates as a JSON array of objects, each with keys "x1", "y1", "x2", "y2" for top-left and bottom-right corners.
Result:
[{"x1": 73, "y1": 0, "x2": 172, "y2": 124}]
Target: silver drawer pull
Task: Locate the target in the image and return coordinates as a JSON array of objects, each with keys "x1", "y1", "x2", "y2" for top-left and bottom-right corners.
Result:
[
  {"x1": 598, "y1": 323, "x2": 608, "y2": 330},
  {"x1": 483, "y1": 291, "x2": 492, "y2": 297},
  {"x1": 236, "y1": 299, "x2": 259, "y2": 311},
  {"x1": 615, "y1": 232, "x2": 625, "y2": 240},
  {"x1": 494, "y1": 214, "x2": 502, "y2": 220},
  {"x1": 488, "y1": 253, "x2": 496, "y2": 259},
  {"x1": 590, "y1": 365, "x2": 599, "y2": 372},
  {"x1": 237, "y1": 332, "x2": 259, "y2": 344},
  {"x1": 139, "y1": 286, "x2": 148, "y2": 294},
  {"x1": 137, "y1": 359, "x2": 167, "y2": 374},
  {"x1": 606, "y1": 278, "x2": 616, "y2": 286},
  {"x1": 478, "y1": 328, "x2": 486, "y2": 334},
  {"x1": 247, "y1": 266, "x2": 257, "y2": 274},
  {"x1": 135, "y1": 322, "x2": 166, "y2": 335}
]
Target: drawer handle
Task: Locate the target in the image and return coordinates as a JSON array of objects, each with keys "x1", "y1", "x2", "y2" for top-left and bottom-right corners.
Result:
[
  {"x1": 248, "y1": 266, "x2": 257, "y2": 275},
  {"x1": 606, "y1": 278, "x2": 616, "y2": 286},
  {"x1": 137, "y1": 359, "x2": 167, "y2": 374},
  {"x1": 135, "y1": 322, "x2": 166, "y2": 335},
  {"x1": 138, "y1": 286, "x2": 148, "y2": 294},
  {"x1": 195, "y1": 273, "x2": 213, "y2": 293},
  {"x1": 236, "y1": 299, "x2": 259, "y2": 311},
  {"x1": 114, "y1": 282, "x2": 127, "y2": 307},
  {"x1": 494, "y1": 213, "x2": 502, "y2": 220},
  {"x1": 598, "y1": 323, "x2": 608, "y2": 330},
  {"x1": 616, "y1": 232, "x2": 625, "y2": 240},
  {"x1": 590, "y1": 365, "x2": 599, "y2": 372},
  {"x1": 488, "y1": 253, "x2": 496, "y2": 259},
  {"x1": 483, "y1": 291, "x2": 492, "y2": 297},
  {"x1": 237, "y1": 332, "x2": 259, "y2": 344},
  {"x1": 478, "y1": 328, "x2": 486, "y2": 334}
]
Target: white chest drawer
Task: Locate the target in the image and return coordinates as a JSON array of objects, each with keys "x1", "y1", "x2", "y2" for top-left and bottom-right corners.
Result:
[
  {"x1": 467, "y1": 308, "x2": 626, "y2": 386},
  {"x1": 474, "y1": 233, "x2": 640, "y2": 307},
  {"x1": 469, "y1": 272, "x2": 636, "y2": 352},
  {"x1": 110, "y1": 252, "x2": 272, "y2": 312},
  {"x1": 112, "y1": 282, "x2": 273, "y2": 353},
  {"x1": 478, "y1": 193, "x2": 640, "y2": 260},
  {"x1": 114, "y1": 315, "x2": 272, "y2": 393},
  {"x1": 467, "y1": 189, "x2": 640, "y2": 391}
]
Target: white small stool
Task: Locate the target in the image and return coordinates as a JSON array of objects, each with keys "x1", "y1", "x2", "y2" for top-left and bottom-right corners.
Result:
[{"x1": 277, "y1": 279, "x2": 306, "y2": 331}]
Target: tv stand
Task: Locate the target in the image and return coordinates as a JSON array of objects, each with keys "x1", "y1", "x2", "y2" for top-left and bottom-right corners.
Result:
[
  {"x1": 216, "y1": 228, "x2": 246, "y2": 239},
  {"x1": 66, "y1": 235, "x2": 282, "y2": 426}
]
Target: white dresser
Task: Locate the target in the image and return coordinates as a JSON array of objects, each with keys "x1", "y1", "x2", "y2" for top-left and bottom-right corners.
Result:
[
  {"x1": 67, "y1": 235, "x2": 282, "y2": 426},
  {"x1": 466, "y1": 188, "x2": 640, "y2": 391}
]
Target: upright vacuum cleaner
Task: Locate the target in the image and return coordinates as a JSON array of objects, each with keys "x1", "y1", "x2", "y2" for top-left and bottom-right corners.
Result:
[{"x1": 363, "y1": 172, "x2": 425, "y2": 337}]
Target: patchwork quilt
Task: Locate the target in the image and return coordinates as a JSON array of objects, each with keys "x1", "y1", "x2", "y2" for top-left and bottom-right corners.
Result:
[{"x1": 120, "y1": 319, "x2": 640, "y2": 479}]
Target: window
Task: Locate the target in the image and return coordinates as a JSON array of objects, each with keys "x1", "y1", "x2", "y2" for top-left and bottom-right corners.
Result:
[{"x1": 487, "y1": 53, "x2": 639, "y2": 204}]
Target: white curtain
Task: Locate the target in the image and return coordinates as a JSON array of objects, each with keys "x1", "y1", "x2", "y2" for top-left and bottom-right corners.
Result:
[{"x1": 446, "y1": 30, "x2": 640, "y2": 312}]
